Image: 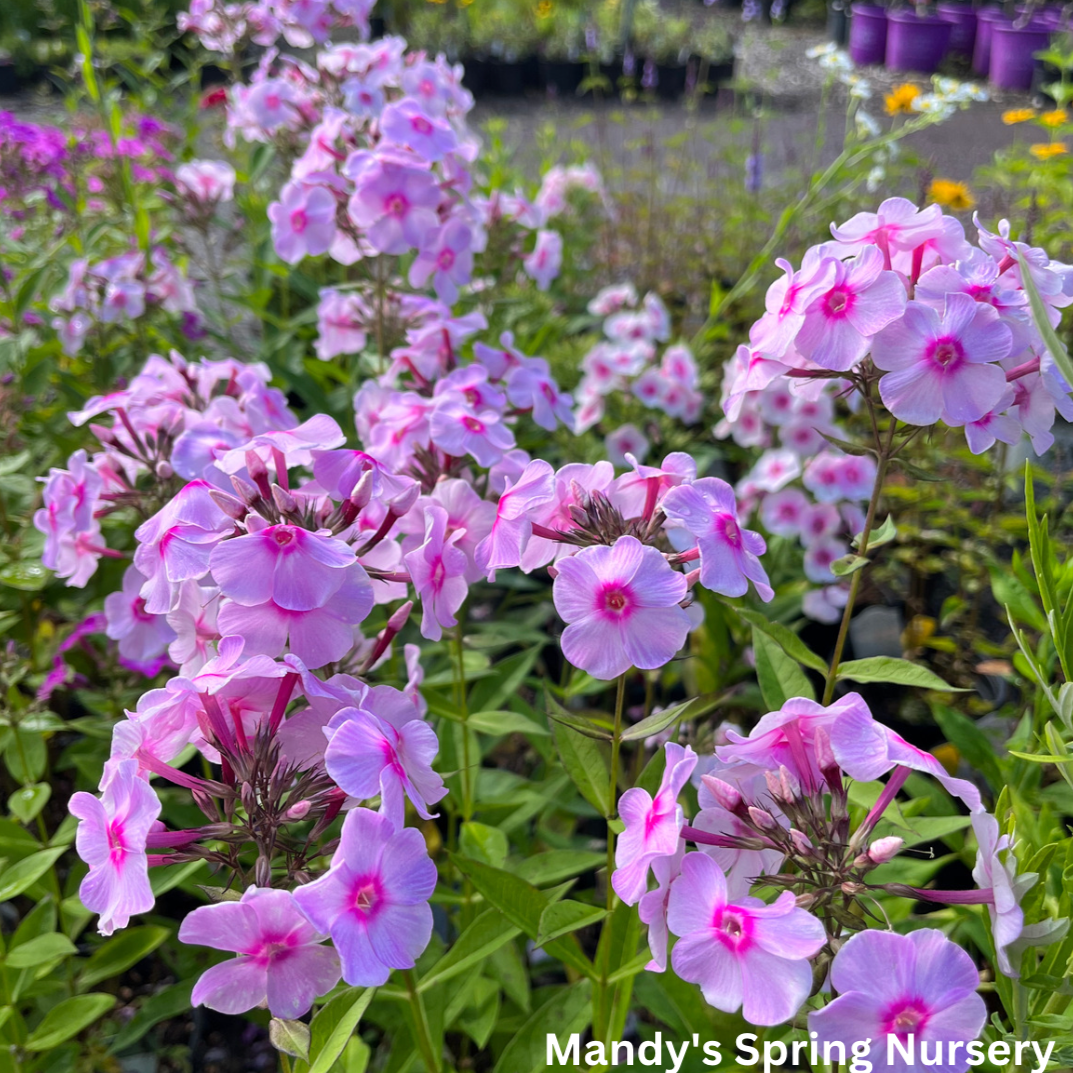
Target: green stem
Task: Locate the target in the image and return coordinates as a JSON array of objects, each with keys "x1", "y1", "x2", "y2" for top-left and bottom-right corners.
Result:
[
  {"x1": 278, "y1": 1053, "x2": 291, "y2": 1073},
  {"x1": 606, "y1": 673, "x2": 627, "y2": 912},
  {"x1": 454, "y1": 622, "x2": 472, "y2": 822},
  {"x1": 404, "y1": 968, "x2": 442, "y2": 1073},
  {"x1": 822, "y1": 418, "x2": 896, "y2": 705}
]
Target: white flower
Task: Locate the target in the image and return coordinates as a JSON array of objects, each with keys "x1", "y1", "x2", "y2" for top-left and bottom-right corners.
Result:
[
  {"x1": 912, "y1": 93, "x2": 955, "y2": 120},
  {"x1": 806, "y1": 41, "x2": 840, "y2": 58},
  {"x1": 818, "y1": 50, "x2": 853, "y2": 74},
  {"x1": 866, "y1": 166, "x2": 885, "y2": 192},
  {"x1": 855, "y1": 110, "x2": 881, "y2": 138}
]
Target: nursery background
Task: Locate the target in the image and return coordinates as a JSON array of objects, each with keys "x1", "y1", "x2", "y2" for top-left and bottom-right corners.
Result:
[{"x1": 4, "y1": 0, "x2": 1073, "y2": 1071}]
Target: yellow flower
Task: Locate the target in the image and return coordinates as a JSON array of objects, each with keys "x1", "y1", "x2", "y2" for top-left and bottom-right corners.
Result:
[
  {"x1": 1002, "y1": 108, "x2": 1036, "y2": 124},
  {"x1": 536, "y1": 0, "x2": 553, "y2": 15},
  {"x1": 927, "y1": 177, "x2": 975, "y2": 211},
  {"x1": 884, "y1": 83, "x2": 922, "y2": 115},
  {"x1": 1030, "y1": 142, "x2": 1068, "y2": 159},
  {"x1": 1040, "y1": 108, "x2": 1068, "y2": 128}
]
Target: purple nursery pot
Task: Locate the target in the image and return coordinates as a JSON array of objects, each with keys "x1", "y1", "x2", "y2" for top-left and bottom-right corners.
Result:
[
  {"x1": 849, "y1": 3, "x2": 889, "y2": 65},
  {"x1": 937, "y1": 2, "x2": 978, "y2": 55},
  {"x1": 989, "y1": 18, "x2": 1053, "y2": 89},
  {"x1": 973, "y1": 6, "x2": 1006, "y2": 74},
  {"x1": 885, "y1": 10, "x2": 953, "y2": 73}
]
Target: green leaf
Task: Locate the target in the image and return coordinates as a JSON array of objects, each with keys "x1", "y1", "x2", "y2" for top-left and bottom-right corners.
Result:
[
  {"x1": 418, "y1": 909, "x2": 521, "y2": 993},
  {"x1": 831, "y1": 554, "x2": 870, "y2": 577},
  {"x1": 0, "y1": 562, "x2": 50, "y2": 591},
  {"x1": 270, "y1": 1018, "x2": 311, "y2": 1061},
  {"x1": 752, "y1": 626, "x2": 814, "y2": 709},
  {"x1": 535, "y1": 901, "x2": 607, "y2": 946},
  {"x1": 108, "y1": 979, "x2": 196, "y2": 1053},
  {"x1": 549, "y1": 698, "x2": 611, "y2": 815},
  {"x1": 465, "y1": 710, "x2": 549, "y2": 737},
  {"x1": 855, "y1": 515, "x2": 896, "y2": 551},
  {"x1": 24, "y1": 993, "x2": 115, "y2": 1050},
  {"x1": 513, "y1": 850, "x2": 606, "y2": 886},
  {"x1": 450, "y1": 854, "x2": 594, "y2": 978},
  {"x1": 459, "y1": 822, "x2": 509, "y2": 869},
  {"x1": 0, "y1": 846, "x2": 65, "y2": 901},
  {"x1": 77, "y1": 926, "x2": 170, "y2": 989},
  {"x1": 491, "y1": 979, "x2": 593, "y2": 1073},
  {"x1": 8, "y1": 783, "x2": 51, "y2": 825},
  {"x1": 895, "y1": 458, "x2": 943, "y2": 482},
  {"x1": 3, "y1": 932, "x2": 77, "y2": 968},
  {"x1": 620, "y1": 692, "x2": 724, "y2": 743},
  {"x1": 735, "y1": 609, "x2": 828, "y2": 674},
  {"x1": 818, "y1": 430, "x2": 876, "y2": 456},
  {"x1": 835, "y1": 657, "x2": 969, "y2": 691},
  {"x1": 1016, "y1": 247, "x2": 1073, "y2": 391},
  {"x1": 306, "y1": 988, "x2": 375, "y2": 1073}
]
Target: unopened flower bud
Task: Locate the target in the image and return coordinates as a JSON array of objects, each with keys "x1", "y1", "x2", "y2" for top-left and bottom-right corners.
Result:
[
  {"x1": 285, "y1": 799, "x2": 312, "y2": 821},
  {"x1": 245, "y1": 449, "x2": 268, "y2": 484},
  {"x1": 568, "y1": 504, "x2": 590, "y2": 528},
  {"x1": 789, "y1": 828, "x2": 813, "y2": 856},
  {"x1": 841, "y1": 881, "x2": 865, "y2": 896},
  {"x1": 683, "y1": 568, "x2": 701, "y2": 589},
  {"x1": 702, "y1": 775, "x2": 743, "y2": 814},
  {"x1": 866, "y1": 835, "x2": 904, "y2": 865},
  {"x1": 747, "y1": 805, "x2": 778, "y2": 830},
  {"x1": 240, "y1": 781, "x2": 257, "y2": 814},
  {"x1": 272, "y1": 483, "x2": 298, "y2": 514},
  {"x1": 388, "y1": 482, "x2": 420, "y2": 516},
  {"x1": 210, "y1": 490, "x2": 248, "y2": 520},
  {"x1": 230, "y1": 474, "x2": 261, "y2": 506},
  {"x1": 387, "y1": 600, "x2": 414, "y2": 632},
  {"x1": 155, "y1": 460, "x2": 174, "y2": 479},
  {"x1": 795, "y1": 892, "x2": 817, "y2": 910},
  {"x1": 349, "y1": 469, "x2": 375, "y2": 512},
  {"x1": 192, "y1": 789, "x2": 216, "y2": 819},
  {"x1": 254, "y1": 856, "x2": 272, "y2": 887}
]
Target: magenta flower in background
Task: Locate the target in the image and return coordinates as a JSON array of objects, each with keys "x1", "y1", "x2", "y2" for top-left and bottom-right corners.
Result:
[
  {"x1": 474, "y1": 459, "x2": 556, "y2": 579},
  {"x1": 323, "y1": 706, "x2": 446, "y2": 827},
  {"x1": 347, "y1": 159, "x2": 441, "y2": 254},
  {"x1": 210, "y1": 524, "x2": 356, "y2": 611},
  {"x1": 315, "y1": 287, "x2": 371, "y2": 360},
  {"x1": 268, "y1": 181, "x2": 338, "y2": 264},
  {"x1": 971, "y1": 811, "x2": 1032, "y2": 977},
  {"x1": 803, "y1": 536, "x2": 846, "y2": 583},
  {"x1": 429, "y1": 398, "x2": 515, "y2": 465},
  {"x1": 175, "y1": 159, "x2": 235, "y2": 205},
  {"x1": 292, "y1": 808, "x2": 437, "y2": 986},
  {"x1": 552, "y1": 536, "x2": 691, "y2": 680},
  {"x1": 104, "y1": 565, "x2": 177, "y2": 663},
  {"x1": 523, "y1": 229, "x2": 563, "y2": 291},
  {"x1": 403, "y1": 503, "x2": 468, "y2": 641},
  {"x1": 180, "y1": 887, "x2": 341, "y2": 1019},
  {"x1": 409, "y1": 220, "x2": 474, "y2": 304},
  {"x1": 380, "y1": 100, "x2": 458, "y2": 162},
  {"x1": 871, "y1": 293, "x2": 1012, "y2": 427},
  {"x1": 605, "y1": 424, "x2": 650, "y2": 467},
  {"x1": 506, "y1": 357, "x2": 574, "y2": 432},
  {"x1": 667, "y1": 851, "x2": 825, "y2": 1024},
  {"x1": 661, "y1": 477, "x2": 773, "y2": 602},
  {"x1": 831, "y1": 196, "x2": 946, "y2": 260},
  {"x1": 69, "y1": 759, "x2": 161, "y2": 935},
  {"x1": 613, "y1": 743, "x2": 697, "y2": 905},
  {"x1": 638, "y1": 842, "x2": 684, "y2": 972},
  {"x1": 809, "y1": 929, "x2": 986, "y2": 1071},
  {"x1": 759, "y1": 488, "x2": 809, "y2": 537}
]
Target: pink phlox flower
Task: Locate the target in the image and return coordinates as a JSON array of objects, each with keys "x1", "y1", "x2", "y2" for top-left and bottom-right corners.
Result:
[
  {"x1": 433, "y1": 365, "x2": 506, "y2": 413},
  {"x1": 472, "y1": 330, "x2": 528, "y2": 381},
  {"x1": 971, "y1": 811, "x2": 1033, "y2": 977},
  {"x1": 799, "y1": 503, "x2": 842, "y2": 546},
  {"x1": 746, "y1": 448, "x2": 801, "y2": 494},
  {"x1": 215, "y1": 414, "x2": 345, "y2": 476},
  {"x1": 872, "y1": 292, "x2": 1012, "y2": 427},
  {"x1": 809, "y1": 929, "x2": 987, "y2": 1068},
  {"x1": 323, "y1": 705, "x2": 446, "y2": 825},
  {"x1": 474, "y1": 459, "x2": 556, "y2": 579},
  {"x1": 661, "y1": 344, "x2": 698, "y2": 388},
  {"x1": 133, "y1": 480, "x2": 233, "y2": 614},
  {"x1": 268, "y1": 180, "x2": 338, "y2": 264},
  {"x1": 794, "y1": 246, "x2": 907, "y2": 372},
  {"x1": 69, "y1": 758, "x2": 161, "y2": 935},
  {"x1": 291, "y1": 807, "x2": 437, "y2": 986},
  {"x1": 804, "y1": 536, "x2": 845, "y2": 582},
  {"x1": 244, "y1": 78, "x2": 300, "y2": 133},
  {"x1": 315, "y1": 287, "x2": 371, "y2": 360},
  {"x1": 381, "y1": 99, "x2": 458, "y2": 162},
  {"x1": 552, "y1": 536, "x2": 692, "y2": 680},
  {"x1": 34, "y1": 449, "x2": 106, "y2": 586},
  {"x1": 165, "y1": 580, "x2": 220, "y2": 675},
  {"x1": 975, "y1": 215, "x2": 1073, "y2": 308},
  {"x1": 589, "y1": 282, "x2": 638, "y2": 316},
  {"x1": 346, "y1": 156, "x2": 442, "y2": 255},
  {"x1": 364, "y1": 391, "x2": 434, "y2": 471},
  {"x1": 609, "y1": 451, "x2": 696, "y2": 520},
  {"x1": 408, "y1": 219, "x2": 474, "y2": 304},
  {"x1": 105, "y1": 565, "x2": 177, "y2": 663},
  {"x1": 661, "y1": 477, "x2": 773, "y2": 602},
  {"x1": 802, "y1": 583, "x2": 851, "y2": 624},
  {"x1": 667, "y1": 851, "x2": 826, "y2": 1024},
  {"x1": 963, "y1": 387, "x2": 1022, "y2": 456},
  {"x1": 759, "y1": 488, "x2": 809, "y2": 537},
  {"x1": 831, "y1": 197, "x2": 946, "y2": 262},
  {"x1": 522, "y1": 229, "x2": 563, "y2": 291},
  {"x1": 720, "y1": 345, "x2": 792, "y2": 423},
  {"x1": 751, "y1": 252, "x2": 839, "y2": 358},
  {"x1": 181, "y1": 887, "x2": 341, "y2": 1019},
  {"x1": 429, "y1": 396, "x2": 515, "y2": 466},
  {"x1": 506, "y1": 356, "x2": 574, "y2": 431},
  {"x1": 613, "y1": 742, "x2": 697, "y2": 904},
  {"x1": 403, "y1": 503, "x2": 469, "y2": 641},
  {"x1": 399, "y1": 478, "x2": 494, "y2": 582},
  {"x1": 605, "y1": 425, "x2": 650, "y2": 467}
]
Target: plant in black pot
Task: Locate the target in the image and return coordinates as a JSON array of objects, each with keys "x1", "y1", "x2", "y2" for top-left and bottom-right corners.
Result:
[
  {"x1": 401, "y1": 4, "x2": 470, "y2": 66},
  {"x1": 466, "y1": 0, "x2": 540, "y2": 96},
  {"x1": 693, "y1": 20, "x2": 737, "y2": 96},
  {"x1": 631, "y1": 0, "x2": 693, "y2": 99},
  {"x1": 538, "y1": 7, "x2": 586, "y2": 97}
]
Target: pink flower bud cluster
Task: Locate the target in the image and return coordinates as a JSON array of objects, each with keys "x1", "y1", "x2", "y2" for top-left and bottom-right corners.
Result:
[
  {"x1": 613, "y1": 693, "x2": 1033, "y2": 1034},
  {"x1": 725, "y1": 197, "x2": 1073, "y2": 456},
  {"x1": 574, "y1": 283, "x2": 704, "y2": 440}
]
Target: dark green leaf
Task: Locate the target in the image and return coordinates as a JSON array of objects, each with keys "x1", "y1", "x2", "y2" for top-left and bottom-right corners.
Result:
[
  {"x1": 418, "y1": 909, "x2": 521, "y2": 993},
  {"x1": 4, "y1": 932, "x2": 77, "y2": 968},
  {"x1": 306, "y1": 988, "x2": 375, "y2": 1073},
  {"x1": 535, "y1": 901, "x2": 607, "y2": 945},
  {"x1": 24, "y1": 994, "x2": 115, "y2": 1050},
  {"x1": 620, "y1": 692, "x2": 724, "y2": 742},
  {"x1": 491, "y1": 980, "x2": 593, "y2": 1073},
  {"x1": 549, "y1": 701, "x2": 611, "y2": 815},
  {"x1": 77, "y1": 926, "x2": 170, "y2": 989},
  {"x1": 0, "y1": 846, "x2": 65, "y2": 901},
  {"x1": 752, "y1": 627, "x2": 814, "y2": 708},
  {"x1": 836, "y1": 657, "x2": 969, "y2": 691},
  {"x1": 735, "y1": 609, "x2": 828, "y2": 674}
]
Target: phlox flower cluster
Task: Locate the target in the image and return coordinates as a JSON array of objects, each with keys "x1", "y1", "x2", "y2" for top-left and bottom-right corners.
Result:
[
  {"x1": 49, "y1": 250, "x2": 200, "y2": 355},
  {"x1": 613, "y1": 692, "x2": 1032, "y2": 1053},
  {"x1": 723, "y1": 198, "x2": 1073, "y2": 457},
  {"x1": 573, "y1": 283, "x2": 704, "y2": 451},
  {"x1": 180, "y1": 0, "x2": 376, "y2": 54}
]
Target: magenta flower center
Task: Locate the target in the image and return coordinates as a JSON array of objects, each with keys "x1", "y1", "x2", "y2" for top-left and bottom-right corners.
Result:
[
  {"x1": 882, "y1": 998, "x2": 930, "y2": 1038},
  {"x1": 437, "y1": 248, "x2": 456, "y2": 270},
  {"x1": 107, "y1": 819, "x2": 127, "y2": 865},
  {"x1": 462, "y1": 415, "x2": 485, "y2": 433},
  {"x1": 290, "y1": 208, "x2": 308, "y2": 234},
  {"x1": 597, "y1": 582, "x2": 634, "y2": 618},
  {"x1": 350, "y1": 875, "x2": 384, "y2": 920},
  {"x1": 385, "y1": 193, "x2": 409, "y2": 218},
  {"x1": 411, "y1": 116, "x2": 433, "y2": 136},
  {"x1": 928, "y1": 336, "x2": 964, "y2": 369},
  {"x1": 823, "y1": 287, "x2": 855, "y2": 319},
  {"x1": 717, "y1": 514, "x2": 741, "y2": 547},
  {"x1": 712, "y1": 905, "x2": 753, "y2": 952},
  {"x1": 274, "y1": 527, "x2": 296, "y2": 547}
]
